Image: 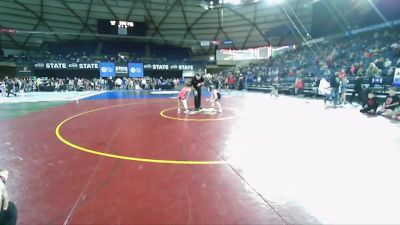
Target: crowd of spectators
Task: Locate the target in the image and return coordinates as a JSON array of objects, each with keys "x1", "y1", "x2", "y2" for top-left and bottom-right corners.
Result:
[
  {"x1": 0, "y1": 76, "x2": 183, "y2": 96},
  {"x1": 214, "y1": 27, "x2": 400, "y2": 119},
  {"x1": 222, "y1": 28, "x2": 400, "y2": 90}
]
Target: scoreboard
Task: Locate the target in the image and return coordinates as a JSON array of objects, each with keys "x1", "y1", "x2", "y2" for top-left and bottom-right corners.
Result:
[{"x1": 97, "y1": 20, "x2": 145, "y2": 36}]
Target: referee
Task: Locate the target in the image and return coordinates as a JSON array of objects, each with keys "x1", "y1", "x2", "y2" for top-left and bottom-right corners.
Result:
[{"x1": 191, "y1": 73, "x2": 205, "y2": 111}]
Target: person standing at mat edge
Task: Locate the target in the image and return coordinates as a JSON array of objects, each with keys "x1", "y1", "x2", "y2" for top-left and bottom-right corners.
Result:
[
  {"x1": 191, "y1": 73, "x2": 205, "y2": 111},
  {"x1": 0, "y1": 170, "x2": 17, "y2": 225}
]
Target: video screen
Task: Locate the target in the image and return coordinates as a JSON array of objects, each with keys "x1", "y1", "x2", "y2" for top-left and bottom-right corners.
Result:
[
  {"x1": 216, "y1": 46, "x2": 272, "y2": 65},
  {"x1": 97, "y1": 20, "x2": 145, "y2": 36}
]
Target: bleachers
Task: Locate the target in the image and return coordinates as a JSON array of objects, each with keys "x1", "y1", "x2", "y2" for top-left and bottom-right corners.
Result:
[
  {"x1": 242, "y1": 27, "x2": 400, "y2": 100},
  {"x1": 101, "y1": 41, "x2": 146, "y2": 58},
  {"x1": 150, "y1": 44, "x2": 191, "y2": 61},
  {"x1": 47, "y1": 41, "x2": 97, "y2": 57}
]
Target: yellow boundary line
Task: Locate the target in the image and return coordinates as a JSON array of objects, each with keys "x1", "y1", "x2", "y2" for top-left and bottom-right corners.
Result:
[{"x1": 55, "y1": 102, "x2": 227, "y2": 165}]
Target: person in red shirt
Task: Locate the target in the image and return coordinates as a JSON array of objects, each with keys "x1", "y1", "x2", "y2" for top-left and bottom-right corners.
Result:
[
  {"x1": 339, "y1": 69, "x2": 347, "y2": 79},
  {"x1": 177, "y1": 84, "x2": 192, "y2": 113},
  {"x1": 288, "y1": 69, "x2": 295, "y2": 76},
  {"x1": 295, "y1": 77, "x2": 304, "y2": 95},
  {"x1": 228, "y1": 76, "x2": 235, "y2": 90}
]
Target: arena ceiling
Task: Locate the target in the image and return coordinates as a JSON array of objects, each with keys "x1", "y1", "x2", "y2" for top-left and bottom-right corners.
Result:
[{"x1": 0, "y1": 0, "x2": 313, "y2": 54}]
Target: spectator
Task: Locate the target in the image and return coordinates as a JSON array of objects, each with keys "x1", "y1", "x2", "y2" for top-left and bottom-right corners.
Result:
[
  {"x1": 395, "y1": 109, "x2": 400, "y2": 120},
  {"x1": 375, "y1": 57, "x2": 385, "y2": 70},
  {"x1": 115, "y1": 77, "x2": 122, "y2": 89},
  {"x1": 360, "y1": 92, "x2": 379, "y2": 115},
  {"x1": 339, "y1": 69, "x2": 347, "y2": 79},
  {"x1": 224, "y1": 77, "x2": 229, "y2": 90},
  {"x1": 0, "y1": 170, "x2": 18, "y2": 225},
  {"x1": 323, "y1": 68, "x2": 332, "y2": 76},
  {"x1": 294, "y1": 76, "x2": 304, "y2": 95},
  {"x1": 350, "y1": 75, "x2": 363, "y2": 105},
  {"x1": 384, "y1": 58, "x2": 392, "y2": 68},
  {"x1": 340, "y1": 76, "x2": 349, "y2": 104},
  {"x1": 326, "y1": 72, "x2": 340, "y2": 105},
  {"x1": 0, "y1": 80, "x2": 6, "y2": 96},
  {"x1": 357, "y1": 67, "x2": 365, "y2": 77},
  {"x1": 311, "y1": 77, "x2": 320, "y2": 97},
  {"x1": 391, "y1": 40, "x2": 400, "y2": 58},
  {"x1": 378, "y1": 87, "x2": 400, "y2": 118},
  {"x1": 228, "y1": 75, "x2": 235, "y2": 90},
  {"x1": 5, "y1": 78, "x2": 16, "y2": 97},
  {"x1": 366, "y1": 62, "x2": 380, "y2": 77},
  {"x1": 107, "y1": 77, "x2": 114, "y2": 90},
  {"x1": 288, "y1": 69, "x2": 295, "y2": 76},
  {"x1": 238, "y1": 75, "x2": 244, "y2": 90},
  {"x1": 350, "y1": 64, "x2": 356, "y2": 76},
  {"x1": 141, "y1": 78, "x2": 147, "y2": 90}
]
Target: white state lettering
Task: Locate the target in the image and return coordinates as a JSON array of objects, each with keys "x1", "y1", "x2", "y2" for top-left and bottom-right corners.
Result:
[
  {"x1": 46, "y1": 63, "x2": 66, "y2": 69},
  {"x1": 153, "y1": 64, "x2": 168, "y2": 70},
  {"x1": 116, "y1": 66, "x2": 128, "y2": 72},
  {"x1": 178, "y1": 65, "x2": 193, "y2": 70},
  {"x1": 79, "y1": 63, "x2": 98, "y2": 69},
  {"x1": 57, "y1": 63, "x2": 66, "y2": 68},
  {"x1": 155, "y1": 65, "x2": 168, "y2": 69}
]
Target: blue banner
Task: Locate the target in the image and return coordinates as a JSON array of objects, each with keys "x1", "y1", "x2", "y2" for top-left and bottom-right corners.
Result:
[
  {"x1": 99, "y1": 62, "x2": 115, "y2": 77},
  {"x1": 128, "y1": 63, "x2": 144, "y2": 78},
  {"x1": 223, "y1": 40, "x2": 233, "y2": 45}
]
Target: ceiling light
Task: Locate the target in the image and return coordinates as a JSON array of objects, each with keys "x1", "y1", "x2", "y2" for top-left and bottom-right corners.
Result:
[
  {"x1": 270, "y1": 0, "x2": 285, "y2": 5},
  {"x1": 224, "y1": 0, "x2": 241, "y2": 5}
]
